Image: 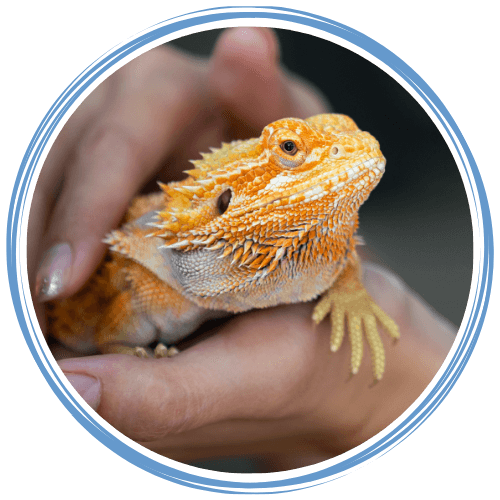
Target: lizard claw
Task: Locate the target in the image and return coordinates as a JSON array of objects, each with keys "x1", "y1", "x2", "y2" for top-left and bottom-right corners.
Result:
[
  {"x1": 131, "y1": 344, "x2": 180, "y2": 358},
  {"x1": 154, "y1": 343, "x2": 179, "y2": 358},
  {"x1": 133, "y1": 346, "x2": 150, "y2": 358}
]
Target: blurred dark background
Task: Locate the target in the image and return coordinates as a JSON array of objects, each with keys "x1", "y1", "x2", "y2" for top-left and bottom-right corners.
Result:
[
  {"x1": 170, "y1": 28, "x2": 472, "y2": 329},
  {"x1": 168, "y1": 29, "x2": 472, "y2": 473}
]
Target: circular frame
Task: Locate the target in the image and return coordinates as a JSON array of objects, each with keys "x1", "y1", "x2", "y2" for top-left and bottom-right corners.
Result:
[{"x1": 7, "y1": 7, "x2": 493, "y2": 494}]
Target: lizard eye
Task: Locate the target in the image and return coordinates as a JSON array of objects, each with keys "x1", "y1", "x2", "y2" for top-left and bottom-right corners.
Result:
[
  {"x1": 265, "y1": 127, "x2": 307, "y2": 168},
  {"x1": 217, "y1": 189, "x2": 232, "y2": 215},
  {"x1": 280, "y1": 140, "x2": 298, "y2": 155}
]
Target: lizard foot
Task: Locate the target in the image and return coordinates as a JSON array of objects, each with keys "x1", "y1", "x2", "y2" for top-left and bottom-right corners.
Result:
[{"x1": 312, "y1": 263, "x2": 400, "y2": 381}]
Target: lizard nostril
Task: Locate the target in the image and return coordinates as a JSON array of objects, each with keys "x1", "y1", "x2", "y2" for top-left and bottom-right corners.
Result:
[
  {"x1": 331, "y1": 146, "x2": 339, "y2": 155},
  {"x1": 217, "y1": 189, "x2": 232, "y2": 215}
]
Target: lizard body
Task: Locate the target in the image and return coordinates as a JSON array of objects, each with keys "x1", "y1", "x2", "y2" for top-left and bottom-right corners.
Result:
[{"x1": 48, "y1": 113, "x2": 399, "y2": 380}]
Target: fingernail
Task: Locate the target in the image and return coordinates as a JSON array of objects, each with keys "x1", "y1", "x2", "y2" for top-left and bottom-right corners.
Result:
[
  {"x1": 64, "y1": 373, "x2": 101, "y2": 411},
  {"x1": 36, "y1": 243, "x2": 72, "y2": 301}
]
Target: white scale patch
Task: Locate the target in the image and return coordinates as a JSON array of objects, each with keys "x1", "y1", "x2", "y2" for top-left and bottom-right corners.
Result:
[
  {"x1": 259, "y1": 171, "x2": 306, "y2": 196},
  {"x1": 268, "y1": 172, "x2": 291, "y2": 186},
  {"x1": 302, "y1": 147, "x2": 325, "y2": 165}
]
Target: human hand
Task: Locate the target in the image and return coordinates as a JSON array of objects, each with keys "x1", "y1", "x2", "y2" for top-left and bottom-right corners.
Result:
[
  {"x1": 28, "y1": 27, "x2": 328, "y2": 315},
  {"x1": 29, "y1": 26, "x2": 455, "y2": 471},
  {"x1": 57, "y1": 262, "x2": 455, "y2": 471}
]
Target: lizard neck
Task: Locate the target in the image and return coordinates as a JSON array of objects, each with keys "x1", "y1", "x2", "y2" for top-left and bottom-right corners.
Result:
[{"x1": 164, "y1": 211, "x2": 360, "y2": 313}]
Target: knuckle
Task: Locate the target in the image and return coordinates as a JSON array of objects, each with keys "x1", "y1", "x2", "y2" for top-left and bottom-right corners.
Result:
[
  {"x1": 78, "y1": 125, "x2": 142, "y2": 175},
  {"x1": 123, "y1": 370, "x2": 210, "y2": 442}
]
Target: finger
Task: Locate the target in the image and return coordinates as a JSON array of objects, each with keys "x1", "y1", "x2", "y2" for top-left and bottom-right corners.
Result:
[
  {"x1": 58, "y1": 304, "x2": 338, "y2": 442},
  {"x1": 37, "y1": 123, "x2": 155, "y2": 301},
  {"x1": 29, "y1": 83, "x2": 113, "y2": 330},
  {"x1": 36, "y1": 48, "x2": 204, "y2": 301},
  {"x1": 362, "y1": 262, "x2": 456, "y2": 353},
  {"x1": 208, "y1": 27, "x2": 329, "y2": 135}
]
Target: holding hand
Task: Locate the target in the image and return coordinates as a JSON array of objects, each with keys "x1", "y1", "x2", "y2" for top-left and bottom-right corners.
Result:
[{"x1": 28, "y1": 27, "x2": 454, "y2": 471}]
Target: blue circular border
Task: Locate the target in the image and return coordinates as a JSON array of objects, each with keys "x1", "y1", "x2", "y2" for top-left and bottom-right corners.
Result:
[{"x1": 7, "y1": 6, "x2": 493, "y2": 494}]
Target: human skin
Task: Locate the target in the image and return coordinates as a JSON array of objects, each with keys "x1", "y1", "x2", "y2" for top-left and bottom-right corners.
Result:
[{"x1": 28, "y1": 27, "x2": 455, "y2": 470}]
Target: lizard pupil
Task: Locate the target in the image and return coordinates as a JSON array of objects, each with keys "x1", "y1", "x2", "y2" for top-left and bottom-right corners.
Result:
[
  {"x1": 217, "y1": 189, "x2": 232, "y2": 215},
  {"x1": 281, "y1": 140, "x2": 298, "y2": 155}
]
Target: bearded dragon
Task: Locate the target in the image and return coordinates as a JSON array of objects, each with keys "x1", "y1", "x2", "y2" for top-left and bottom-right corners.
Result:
[{"x1": 47, "y1": 113, "x2": 399, "y2": 380}]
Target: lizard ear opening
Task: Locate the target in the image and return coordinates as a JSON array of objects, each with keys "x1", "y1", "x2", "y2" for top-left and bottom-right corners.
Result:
[{"x1": 217, "y1": 189, "x2": 232, "y2": 215}]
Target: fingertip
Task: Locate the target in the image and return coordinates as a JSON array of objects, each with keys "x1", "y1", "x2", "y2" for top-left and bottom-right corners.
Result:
[
  {"x1": 58, "y1": 354, "x2": 191, "y2": 441},
  {"x1": 209, "y1": 28, "x2": 284, "y2": 131},
  {"x1": 210, "y1": 27, "x2": 328, "y2": 132},
  {"x1": 213, "y1": 27, "x2": 279, "y2": 69},
  {"x1": 37, "y1": 126, "x2": 143, "y2": 300},
  {"x1": 36, "y1": 237, "x2": 106, "y2": 302},
  {"x1": 64, "y1": 372, "x2": 102, "y2": 411}
]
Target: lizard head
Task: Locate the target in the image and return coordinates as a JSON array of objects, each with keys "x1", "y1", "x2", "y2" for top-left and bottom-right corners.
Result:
[{"x1": 150, "y1": 113, "x2": 385, "y2": 282}]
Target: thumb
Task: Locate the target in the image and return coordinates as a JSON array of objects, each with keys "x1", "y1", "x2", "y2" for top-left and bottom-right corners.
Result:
[
  {"x1": 57, "y1": 304, "x2": 329, "y2": 442},
  {"x1": 209, "y1": 27, "x2": 329, "y2": 134}
]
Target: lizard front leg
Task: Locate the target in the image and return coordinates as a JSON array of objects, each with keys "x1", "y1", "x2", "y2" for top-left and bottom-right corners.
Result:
[
  {"x1": 93, "y1": 260, "x2": 208, "y2": 358},
  {"x1": 47, "y1": 255, "x2": 202, "y2": 357},
  {"x1": 312, "y1": 257, "x2": 400, "y2": 380}
]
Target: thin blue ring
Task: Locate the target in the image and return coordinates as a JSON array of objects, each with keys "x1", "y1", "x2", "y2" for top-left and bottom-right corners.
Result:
[{"x1": 7, "y1": 6, "x2": 493, "y2": 494}]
